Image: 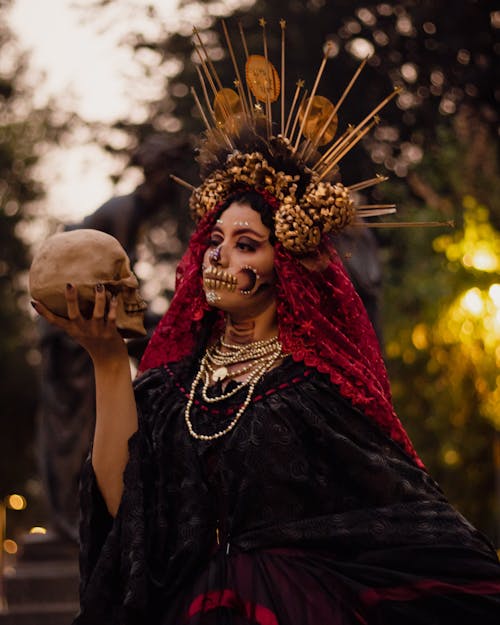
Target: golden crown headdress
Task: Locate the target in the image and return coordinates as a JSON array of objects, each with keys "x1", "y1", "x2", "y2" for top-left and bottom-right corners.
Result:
[{"x1": 172, "y1": 18, "x2": 450, "y2": 254}]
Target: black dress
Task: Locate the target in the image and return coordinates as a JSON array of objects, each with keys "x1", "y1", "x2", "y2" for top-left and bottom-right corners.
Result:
[{"x1": 73, "y1": 356, "x2": 500, "y2": 624}]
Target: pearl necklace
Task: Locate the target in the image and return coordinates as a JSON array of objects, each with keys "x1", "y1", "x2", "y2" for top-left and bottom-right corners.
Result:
[{"x1": 185, "y1": 336, "x2": 282, "y2": 441}]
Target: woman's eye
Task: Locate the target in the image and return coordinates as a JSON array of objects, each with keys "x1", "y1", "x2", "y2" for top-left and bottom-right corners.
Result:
[
  {"x1": 236, "y1": 237, "x2": 257, "y2": 252},
  {"x1": 236, "y1": 241, "x2": 256, "y2": 251},
  {"x1": 209, "y1": 238, "x2": 222, "y2": 247}
]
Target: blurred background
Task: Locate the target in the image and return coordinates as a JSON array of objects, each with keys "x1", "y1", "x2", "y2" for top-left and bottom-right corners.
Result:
[{"x1": 0, "y1": 0, "x2": 499, "y2": 581}]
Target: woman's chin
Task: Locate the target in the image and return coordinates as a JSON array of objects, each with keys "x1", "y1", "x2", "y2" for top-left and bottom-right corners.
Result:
[{"x1": 204, "y1": 289, "x2": 276, "y2": 316}]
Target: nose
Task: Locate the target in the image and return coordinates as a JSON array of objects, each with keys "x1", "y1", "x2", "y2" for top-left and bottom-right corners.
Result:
[{"x1": 209, "y1": 244, "x2": 225, "y2": 267}]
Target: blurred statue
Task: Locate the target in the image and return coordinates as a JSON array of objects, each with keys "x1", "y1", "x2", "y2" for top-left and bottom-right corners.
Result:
[
  {"x1": 334, "y1": 225, "x2": 383, "y2": 344},
  {"x1": 36, "y1": 133, "x2": 189, "y2": 541}
]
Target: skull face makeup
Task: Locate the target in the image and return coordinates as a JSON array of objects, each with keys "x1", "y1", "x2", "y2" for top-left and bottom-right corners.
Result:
[
  {"x1": 29, "y1": 229, "x2": 147, "y2": 338},
  {"x1": 202, "y1": 202, "x2": 276, "y2": 316}
]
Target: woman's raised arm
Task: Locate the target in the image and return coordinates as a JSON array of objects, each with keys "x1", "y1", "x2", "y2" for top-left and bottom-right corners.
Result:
[{"x1": 32, "y1": 283, "x2": 138, "y2": 517}]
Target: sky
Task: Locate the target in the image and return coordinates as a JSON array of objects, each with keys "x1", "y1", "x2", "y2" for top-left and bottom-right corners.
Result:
[{"x1": 7, "y1": 0, "x2": 180, "y2": 223}]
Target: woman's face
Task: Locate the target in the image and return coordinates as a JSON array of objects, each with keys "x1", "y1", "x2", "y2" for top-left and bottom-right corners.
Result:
[{"x1": 202, "y1": 201, "x2": 276, "y2": 316}]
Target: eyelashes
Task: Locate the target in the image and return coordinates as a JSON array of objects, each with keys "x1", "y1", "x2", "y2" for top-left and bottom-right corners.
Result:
[
  {"x1": 207, "y1": 238, "x2": 257, "y2": 251},
  {"x1": 236, "y1": 242, "x2": 256, "y2": 252}
]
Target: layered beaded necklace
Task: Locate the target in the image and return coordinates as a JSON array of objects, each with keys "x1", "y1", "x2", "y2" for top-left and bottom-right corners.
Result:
[{"x1": 185, "y1": 335, "x2": 283, "y2": 440}]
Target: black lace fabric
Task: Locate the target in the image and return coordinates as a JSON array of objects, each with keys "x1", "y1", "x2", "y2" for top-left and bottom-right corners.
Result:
[{"x1": 73, "y1": 357, "x2": 500, "y2": 624}]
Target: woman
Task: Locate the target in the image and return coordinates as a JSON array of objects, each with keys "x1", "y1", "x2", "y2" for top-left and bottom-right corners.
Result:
[
  {"x1": 33, "y1": 184, "x2": 500, "y2": 624},
  {"x1": 32, "y1": 20, "x2": 500, "y2": 623}
]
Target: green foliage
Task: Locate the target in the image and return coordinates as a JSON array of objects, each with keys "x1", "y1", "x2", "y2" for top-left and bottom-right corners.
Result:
[{"x1": 382, "y1": 121, "x2": 500, "y2": 539}]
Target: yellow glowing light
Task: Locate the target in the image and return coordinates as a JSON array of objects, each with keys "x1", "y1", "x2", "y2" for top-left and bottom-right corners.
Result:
[
  {"x1": 469, "y1": 249, "x2": 498, "y2": 272},
  {"x1": 3, "y1": 539, "x2": 18, "y2": 555},
  {"x1": 461, "y1": 253, "x2": 473, "y2": 267},
  {"x1": 29, "y1": 526, "x2": 47, "y2": 535},
  {"x1": 386, "y1": 341, "x2": 401, "y2": 358},
  {"x1": 461, "y1": 288, "x2": 484, "y2": 316},
  {"x1": 7, "y1": 494, "x2": 27, "y2": 510},
  {"x1": 460, "y1": 319, "x2": 474, "y2": 336},
  {"x1": 443, "y1": 449, "x2": 460, "y2": 466},
  {"x1": 402, "y1": 348, "x2": 416, "y2": 364},
  {"x1": 489, "y1": 284, "x2": 500, "y2": 307},
  {"x1": 411, "y1": 323, "x2": 428, "y2": 350},
  {"x1": 434, "y1": 196, "x2": 500, "y2": 274}
]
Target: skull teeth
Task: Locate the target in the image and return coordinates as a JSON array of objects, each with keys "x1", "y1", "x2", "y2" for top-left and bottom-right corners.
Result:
[
  {"x1": 124, "y1": 302, "x2": 147, "y2": 314},
  {"x1": 203, "y1": 267, "x2": 237, "y2": 288}
]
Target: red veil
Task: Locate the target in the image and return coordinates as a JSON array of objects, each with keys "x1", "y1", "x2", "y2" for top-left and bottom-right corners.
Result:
[{"x1": 139, "y1": 208, "x2": 424, "y2": 468}]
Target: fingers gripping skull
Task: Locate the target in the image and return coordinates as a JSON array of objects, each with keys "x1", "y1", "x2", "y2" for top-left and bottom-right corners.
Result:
[{"x1": 29, "y1": 229, "x2": 147, "y2": 338}]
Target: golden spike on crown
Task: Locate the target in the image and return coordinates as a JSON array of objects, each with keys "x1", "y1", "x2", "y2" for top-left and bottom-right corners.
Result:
[
  {"x1": 260, "y1": 16, "x2": 273, "y2": 138},
  {"x1": 221, "y1": 20, "x2": 251, "y2": 122},
  {"x1": 170, "y1": 174, "x2": 196, "y2": 191},
  {"x1": 289, "y1": 89, "x2": 309, "y2": 145},
  {"x1": 190, "y1": 86, "x2": 213, "y2": 131},
  {"x1": 294, "y1": 41, "x2": 333, "y2": 152},
  {"x1": 192, "y1": 27, "x2": 224, "y2": 92},
  {"x1": 284, "y1": 79, "x2": 304, "y2": 138},
  {"x1": 353, "y1": 221, "x2": 455, "y2": 229},
  {"x1": 280, "y1": 19, "x2": 286, "y2": 136},
  {"x1": 347, "y1": 175, "x2": 388, "y2": 192},
  {"x1": 318, "y1": 117, "x2": 381, "y2": 181}
]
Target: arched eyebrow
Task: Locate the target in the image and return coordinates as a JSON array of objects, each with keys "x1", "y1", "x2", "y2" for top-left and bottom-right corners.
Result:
[{"x1": 211, "y1": 225, "x2": 268, "y2": 241}]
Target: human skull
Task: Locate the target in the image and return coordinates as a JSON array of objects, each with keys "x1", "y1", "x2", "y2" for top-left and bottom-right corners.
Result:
[{"x1": 29, "y1": 229, "x2": 147, "y2": 338}]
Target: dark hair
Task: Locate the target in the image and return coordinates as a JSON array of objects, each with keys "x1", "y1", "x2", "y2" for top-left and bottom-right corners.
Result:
[{"x1": 217, "y1": 190, "x2": 276, "y2": 244}]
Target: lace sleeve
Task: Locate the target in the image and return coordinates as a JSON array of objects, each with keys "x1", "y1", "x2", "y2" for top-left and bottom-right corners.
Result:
[{"x1": 74, "y1": 367, "x2": 166, "y2": 625}]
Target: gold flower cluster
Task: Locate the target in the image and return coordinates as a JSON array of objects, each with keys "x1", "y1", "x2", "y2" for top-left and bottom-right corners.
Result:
[{"x1": 189, "y1": 151, "x2": 355, "y2": 254}]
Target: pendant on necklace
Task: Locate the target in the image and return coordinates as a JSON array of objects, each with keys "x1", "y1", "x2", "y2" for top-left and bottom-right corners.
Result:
[{"x1": 212, "y1": 366, "x2": 229, "y2": 382}]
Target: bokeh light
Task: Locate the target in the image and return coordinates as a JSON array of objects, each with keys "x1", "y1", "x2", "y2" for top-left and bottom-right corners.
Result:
[
  {"x1": 3, "y1": 539, "x2": 18, "y2": 555},
  {"x1": 7, "y1": 494, "x2": 27, "y2": 511}
]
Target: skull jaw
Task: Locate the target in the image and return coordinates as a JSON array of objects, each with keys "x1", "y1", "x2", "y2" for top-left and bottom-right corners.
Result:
[
  {"x1": 114, "y1": 291, "x2": 147, "y2": 338},
  {"x1": 115, "y1": 307, "x2": 147, "y2": 339}
]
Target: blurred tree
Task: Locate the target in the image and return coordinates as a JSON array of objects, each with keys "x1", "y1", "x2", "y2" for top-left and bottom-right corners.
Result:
[
  {"x1": 0, "y1": 0, "x2": 70, "y2": 505},
  {"x1": 381, "y1": 110, "x2": 500, "y2": 539}
]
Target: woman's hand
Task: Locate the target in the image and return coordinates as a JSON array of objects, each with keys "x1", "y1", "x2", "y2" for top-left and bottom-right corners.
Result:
[{"x1": 32, "y1": 283, "x2": 128, "y2": 365}]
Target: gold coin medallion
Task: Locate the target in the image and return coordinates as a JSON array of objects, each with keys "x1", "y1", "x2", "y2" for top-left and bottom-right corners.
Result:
[
  {"x1": 298, "y1": 95, "x2": 338, "y2": 145},
  {"x1": 246, "y1": 55, "x2": 280, "y2": 102}
]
